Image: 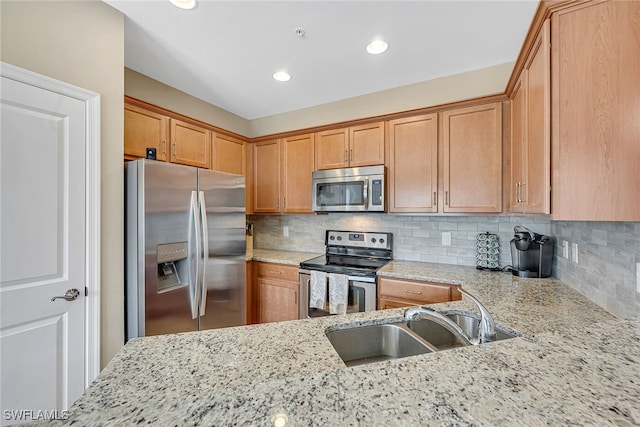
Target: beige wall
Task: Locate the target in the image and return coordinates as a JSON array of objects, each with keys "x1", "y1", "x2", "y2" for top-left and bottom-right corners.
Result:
[
  {"x1": 1, "y1": 1, "x2": 125, "y2": 368},
  {"x1": 248, "y1": 62, "x2": 514, "y2": 137},
  {"x1": 125, "y1": 62, "x2": 513, "y2": 139},
  {"x1": 125, "y1": 68, "x2": 250, "y2": 137}
]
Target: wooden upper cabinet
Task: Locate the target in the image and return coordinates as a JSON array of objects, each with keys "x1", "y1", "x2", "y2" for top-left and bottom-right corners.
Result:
[
  {"x1": 212, "y1": 133, "x2": 246, "y2": 175},
  {"x1": 349, "y1": 122, "x2": 385, "y2": 167},
  {"x1": 510, "y1": 77, "x2": 526, "y2": 213},
  {"x1": 170, "y1": 119, "x2": 211, "y2": 169},
  {"x1": 387, "y1": 114, "x2": 438, "y2": 213},
  {"x1": 253, "y1": 139, "x2": 281, "y2": 213},
  {"x1": 511, "y1": 19, "x2": 550, "y2": 215},
  {"x1": 124, "y1": 103, "x2": 168, "y2": 161},
  {"x1": 551, "y1": 0, "x2": 640, "y2": 221},
  {"x1": 441, "y1": 102, "x2": 503, "y2": 213},
  {"x1": 316, "y1": 122, "x2": 384, "y2": 170},
  {"x1": 281, "y1": 134, "x2": 315, "y2": 213},
  {"x1": 316, "y1": 128, "x2": 348, "y2": 170}
]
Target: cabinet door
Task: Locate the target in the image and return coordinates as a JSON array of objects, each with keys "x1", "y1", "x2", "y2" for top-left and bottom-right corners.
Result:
[
  {"x1": 282, "y1": 134, "x2": 315, "y2": 213},
  {"x1": 212, "y1": 133, "x2": 246, "y2": 175},
  {"x1": 124, "y1": 103, "x2": 168, "y2": 161},
  {"x1": 510, "y1": 77, "x2": 526, "y2": 213},
  {"x1": 258, "y1": 278, "x2": 298, "y2": 324},
  {"x1": 170, "y1": 119, "x2": 211, "y2": 169},
  {"x1": 552, "y1": 1, "x2": 640, "y2": 221},
  {"x1": 349, "y1": 122, "x2": 384, "y2": 167},
  {"x1": 316, "y1": 128, "x2": 348, "y2": 170},
  {"x1": 524, "y1": 19, "x2": 551, "y2": 214},
  {"x1": 253, "y1": 139, "x2": 281, "y2": 213},
  {"x1": 388, "y1": 114, "x2": 438, "y2": 213},
  {"x1": 441, "y1": 103, "x2": 502, "y2": 213}
]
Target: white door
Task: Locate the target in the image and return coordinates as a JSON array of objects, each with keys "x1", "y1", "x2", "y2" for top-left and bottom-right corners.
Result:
[{"x1": 0, "y1": 74, "x2": 87, "y2": 425}]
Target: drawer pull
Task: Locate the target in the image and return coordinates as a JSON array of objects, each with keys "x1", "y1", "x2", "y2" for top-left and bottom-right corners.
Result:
[
  {"x1": 269, "y1": 270, "x2": 282, "y2": 275},
  {"x1": 404, "y1": 290, "x2": 423, "y2": 295}
]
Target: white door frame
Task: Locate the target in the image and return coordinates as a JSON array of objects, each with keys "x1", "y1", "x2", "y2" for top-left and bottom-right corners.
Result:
[{"x1": 1, "y1": 62, "x2": 101, "y2": 386}]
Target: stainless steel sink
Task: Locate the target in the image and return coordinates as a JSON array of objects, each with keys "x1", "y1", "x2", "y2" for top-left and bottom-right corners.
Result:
[
  {"x1": 326, "y1": 311, "x2": 519, "y2": 366},
  {"x1": 408, "y1": 312, "x2": 518, "y2": 351},
  {"x1": 325, "y1": 323, "x2": 435, "y2": 367}
]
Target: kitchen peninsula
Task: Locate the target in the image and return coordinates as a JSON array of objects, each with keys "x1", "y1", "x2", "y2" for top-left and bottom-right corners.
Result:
[{"x1": 53, "y1": 251, "x2": 639, "y2": 426}]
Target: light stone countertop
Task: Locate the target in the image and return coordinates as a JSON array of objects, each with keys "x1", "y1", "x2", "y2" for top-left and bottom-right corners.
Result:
[{"x1": 50, "y1": 252, "x2": 640, "y2": 426}]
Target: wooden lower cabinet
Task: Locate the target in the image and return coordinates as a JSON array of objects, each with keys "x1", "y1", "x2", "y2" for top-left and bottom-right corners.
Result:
[
  {"x1": 256, "y1": 262, "x2": 299, "y2": 323},
  {"x1": 378, "y1": 277, "x2": 461, "y2": 308}
]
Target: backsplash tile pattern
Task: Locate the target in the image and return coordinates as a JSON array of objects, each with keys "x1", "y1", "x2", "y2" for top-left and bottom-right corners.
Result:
[
  {"x1": 249, "y1": 214, "x2": 639, "y2": 320},
  {"x1": 248, "y1": 214, "x2": 551, "y2": 270},
  {"x1": 552, "y1": 221, "x2": 639, "y2": 320}
]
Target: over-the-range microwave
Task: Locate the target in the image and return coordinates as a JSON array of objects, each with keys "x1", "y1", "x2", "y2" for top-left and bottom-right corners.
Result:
[{"x1": 312, "y1": 165, "x2": 385, "y2": 212}]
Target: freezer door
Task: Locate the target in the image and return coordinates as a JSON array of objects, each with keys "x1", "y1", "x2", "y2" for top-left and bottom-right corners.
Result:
[
  {"x1": 126, "y1": 160, "x2": 199, "y2": 338},
  {"x1": 198, "y1": 169, "x2": 247, "y2": 329}
]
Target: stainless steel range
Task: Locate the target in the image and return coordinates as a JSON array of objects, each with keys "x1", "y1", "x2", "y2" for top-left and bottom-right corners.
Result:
[{"x1": 299, "y1": 230, "x2": 393, "y2": 318}]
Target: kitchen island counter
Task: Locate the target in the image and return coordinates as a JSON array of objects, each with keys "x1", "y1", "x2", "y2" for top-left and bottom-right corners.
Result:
[{"x1": 57, "y1": 263, "x2": 639, "y2": 426}]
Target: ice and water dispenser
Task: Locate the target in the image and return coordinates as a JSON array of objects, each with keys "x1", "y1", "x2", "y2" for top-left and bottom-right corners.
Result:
[{"x1": 156, "y1": 242, "x2": 189, "y2": 292}]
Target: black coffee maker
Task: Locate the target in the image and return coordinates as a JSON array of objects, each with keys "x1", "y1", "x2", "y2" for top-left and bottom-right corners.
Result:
[{"x1": 510, "y1": 226, "x2": 555, "y2": 278}]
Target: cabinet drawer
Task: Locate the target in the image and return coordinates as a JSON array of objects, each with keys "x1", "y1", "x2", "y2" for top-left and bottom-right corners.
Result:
[
  {"x1": 256, "y1": 262, "x2": 299, "y2": 282},
  {"x1": 378, "y1": 277, "x2": 454, "y2": 304}
]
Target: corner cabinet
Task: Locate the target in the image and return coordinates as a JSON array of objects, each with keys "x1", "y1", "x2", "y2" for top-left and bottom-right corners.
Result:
[
  {"x1": 253, "y1": 134, "x2": 315, "y2": 214},
  {"x1": 378, "y1": 277, "x2": 461, "y2": 309},
  {"x1": 256, "y1": 262, "x2": 300, "y2": 324},
  {"x1": 441, "y1": 102, "x2": 503, "y2": 213},
  {"x1": 551, "y1": 0, "x2": 640, "y2": 221},
  {"x1": 511, "y1": 20, "x2": 551, "y2": 215},
  {"x1": 387, "y1": 114, "x2": 438, "y2": 213},
  {"x1": 316, "y1": 122, "x2": 384, "y2": 170}
]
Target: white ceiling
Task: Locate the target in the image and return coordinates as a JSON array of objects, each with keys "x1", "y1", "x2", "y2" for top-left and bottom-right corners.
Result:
[{"x1": 105, "y1": 0, "x2": 539, "y2": 120}]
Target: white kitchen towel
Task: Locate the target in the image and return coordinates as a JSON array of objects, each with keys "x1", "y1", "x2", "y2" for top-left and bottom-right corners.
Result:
[
  {"x1": 309, "y1": 270, "x2": 327, "y2": 309},
  {"x1": 328, "y1": 273, "x2": 349, "y2": 315}
]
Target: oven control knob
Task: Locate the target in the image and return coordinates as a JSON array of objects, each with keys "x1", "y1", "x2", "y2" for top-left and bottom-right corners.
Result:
[
  {"x1": 371, "y1": 238, "x2": 377, "y2": 243},
  {"x1": 337, "y1": 236, "x2": 342, "y2": 241},
  {"x1": 379, "y1": 238, "x2": 385, "y2": 244},
  {"x1": 329, "y1": 236, "x2": 335, "y2": 240}
]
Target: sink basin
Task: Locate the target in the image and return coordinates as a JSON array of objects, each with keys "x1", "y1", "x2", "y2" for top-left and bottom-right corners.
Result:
[
  {"x1": 325, "y1": 323, "x2": 434, "y2": 367},
  {"x1": 408, "y1": 312, "x2": 518, "y2": 351},
  {"x1": 326, "y1": 311, "x2": 520, "y2": 366}
]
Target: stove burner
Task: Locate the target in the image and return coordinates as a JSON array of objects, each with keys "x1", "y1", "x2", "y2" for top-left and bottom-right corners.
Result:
[{"x1": 300, "y1": 230, "x2": 393, "y2": 277}]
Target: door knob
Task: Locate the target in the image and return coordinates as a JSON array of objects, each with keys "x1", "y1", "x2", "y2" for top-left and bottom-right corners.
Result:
[{"x1": 51, "y1": 288, "x2": 80, "y2": 302}]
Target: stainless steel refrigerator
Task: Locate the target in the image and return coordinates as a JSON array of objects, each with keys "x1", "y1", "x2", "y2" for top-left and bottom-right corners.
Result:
[{"x1": 125, "y1": 159, "x2": 246, "y2": 340}]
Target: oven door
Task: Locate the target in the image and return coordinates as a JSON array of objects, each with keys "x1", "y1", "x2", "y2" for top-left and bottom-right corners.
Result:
[{"x1": 299, "y1": 271, "x2": 376, "y2": 318}]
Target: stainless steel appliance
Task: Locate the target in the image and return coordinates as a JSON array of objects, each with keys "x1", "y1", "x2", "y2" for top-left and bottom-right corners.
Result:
[
  {"x1": 125, "y1": 159, "x2": 246, "y2": 340},
  {"x1": 510, "y1": 226, "x2": 555, "y2": 278},
  {"x1": 312, "y1": 165, "x2": 385, "y2": 212},
  {"x1": 299, "y1": 230, "x2": 392, "y2": 318}
]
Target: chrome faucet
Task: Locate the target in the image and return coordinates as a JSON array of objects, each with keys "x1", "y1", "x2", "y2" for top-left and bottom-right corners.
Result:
[{"x1": 404, "y1": 288, "x2": 497, "y2": 345}]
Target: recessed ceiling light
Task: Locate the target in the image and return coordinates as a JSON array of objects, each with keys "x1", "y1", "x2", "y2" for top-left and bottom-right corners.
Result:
[
  {"x1": 273, "y1": 71, "x2": 291, "y2": 82},
  {"x1": 366, "y1": 39, "x2": 389, "y2": 55},
  {"x1": 169, "y1": 0, "x2": 198, "y2": 10}
]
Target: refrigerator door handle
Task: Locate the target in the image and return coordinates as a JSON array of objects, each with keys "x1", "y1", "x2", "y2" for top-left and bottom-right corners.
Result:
[
  {"x1": 198, "y1": 191, "x2": 209, "y2": 316},
  {"x1": 190, "y1": 191, "x2": 201, "y2": 320}
]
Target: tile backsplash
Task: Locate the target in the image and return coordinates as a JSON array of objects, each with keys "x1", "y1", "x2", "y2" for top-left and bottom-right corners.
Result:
[
  {"x1": 248, "y1": 214, "x2": 551, "y2": 270},
  {"x1": 249, "y1": 214, "x2": 639, "y2": 320},
  {"x1": 552, "y1": 221, "x2": 639, "y2": 320}
]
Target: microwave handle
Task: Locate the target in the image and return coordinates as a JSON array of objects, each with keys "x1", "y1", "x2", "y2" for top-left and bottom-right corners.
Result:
[{"x1": 363, "y1": 177, "x2": 369, "y2": 210}]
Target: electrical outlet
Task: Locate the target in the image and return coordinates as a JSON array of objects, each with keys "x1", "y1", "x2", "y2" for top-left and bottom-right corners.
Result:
[
  {"x1": 283, "y1": 226, "x2": 289, "y2": 237},
  {"x1": 442, "y1": 232, "x2": 452, "y2": 246},
  {"x1": 562, "y1": 240, "x2": 569, "y2": 259},
  {"x1": 571, "y1": 243, "x2": 579, "y2": 264}
]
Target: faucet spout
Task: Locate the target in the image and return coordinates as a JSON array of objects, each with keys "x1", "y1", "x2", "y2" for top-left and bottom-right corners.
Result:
[{"x1": 404, "y1": 306, "x2": 477, "y2": 346}]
